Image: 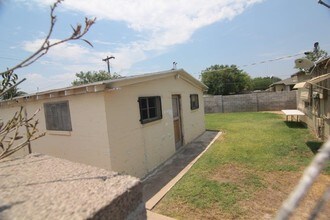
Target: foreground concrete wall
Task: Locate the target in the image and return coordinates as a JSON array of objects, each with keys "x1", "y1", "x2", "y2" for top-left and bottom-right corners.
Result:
[
  {"x1": 106, "y1": 75, "x2": 205, "y2": 178},
  {"x1": 0, "y1": 92, "x2": 112, "y2": 170},
  {"x1": 204, "y1": 91, "x2": 297, "y2": 113},
  {"x1": 0, "y1": 154, "x2": 146, "y2": 220}
]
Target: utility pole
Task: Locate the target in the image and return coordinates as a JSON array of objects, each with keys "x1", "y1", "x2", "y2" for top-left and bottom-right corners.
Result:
[{"x1": 102, "y1": 55, "x2": 115, "y2": 74}]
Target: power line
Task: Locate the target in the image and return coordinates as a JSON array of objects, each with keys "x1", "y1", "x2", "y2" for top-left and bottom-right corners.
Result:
[{"x1": 240, "y1": 53, "x2": 304, "y2": 68}]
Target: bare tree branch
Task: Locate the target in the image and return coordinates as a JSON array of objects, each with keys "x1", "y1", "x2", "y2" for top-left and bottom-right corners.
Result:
[
  {"x1": 318, "y1": 0, "x2": 330, "y2": 9},
  {"x1": 0, "y1": 107, "x2": 45, "y2": 160},
  {"x1": 0, "y1": 78, "x2": 26, "y2": 98},
  {"x1": 0, "y1": 0, "x2": 96, "y2": 161},
  {"x1": 0, "y1": 0, "x2": 96, "y2": 75}
]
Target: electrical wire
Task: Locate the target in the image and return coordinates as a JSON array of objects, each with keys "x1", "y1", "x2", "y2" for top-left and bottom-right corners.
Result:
[{"x1": 240, "y1": 53, "x2": 304, "y2": 68}]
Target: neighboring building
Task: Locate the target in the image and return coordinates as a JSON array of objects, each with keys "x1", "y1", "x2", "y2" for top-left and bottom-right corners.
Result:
[
  {"x1": 293, "y1": 57, "x2": 330, "y2": 140},
  {"x1": 0, "y1": 69, "x2": 207, "y2": 178},
  {"x1": 269, "y1": 76, "x2": 297, "y2": 92}
]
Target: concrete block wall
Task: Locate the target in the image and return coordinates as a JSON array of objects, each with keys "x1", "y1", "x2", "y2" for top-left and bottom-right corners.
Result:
[
  {"x1": 257, "y1": 91, "x2": 297, "y2": 111},
  {"x1": 204, "y1": 91, "x2": 297, "y2": 113},
  {"x1": 222, "y1": 93, "x2": 258, "y2": 113},
  {"x1": 204, "y1": 95, "x2": 222, "y2": 113},
  {"x1": 0, "y1": 154, "x2": 146, "y2": 220}
]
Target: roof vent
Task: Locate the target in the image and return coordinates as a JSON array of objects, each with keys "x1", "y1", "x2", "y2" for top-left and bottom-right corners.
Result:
[{"x1": 172, "y1": 62, "x2": 177, "y2": 70}]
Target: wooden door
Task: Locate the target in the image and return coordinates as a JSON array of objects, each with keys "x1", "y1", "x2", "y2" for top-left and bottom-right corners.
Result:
[{"x1": 172, "y1": 95, "x2": 182, "y2": 149}]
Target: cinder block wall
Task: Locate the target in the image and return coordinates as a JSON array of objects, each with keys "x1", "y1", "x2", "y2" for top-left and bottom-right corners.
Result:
[{"x1": 204, "y1": 91, "x2": 297, "y2": 113}]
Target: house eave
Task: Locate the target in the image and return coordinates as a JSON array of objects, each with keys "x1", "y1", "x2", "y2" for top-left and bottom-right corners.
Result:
[
  {"x1": 0, "y1": 69, "x2": 207, "y2": 107},
  {"x1": 105, "y1": 69, "x2": 208, "y2": 91},
  {"x1": 0, "y1": 84, "x2": 106, "y2": 106}
]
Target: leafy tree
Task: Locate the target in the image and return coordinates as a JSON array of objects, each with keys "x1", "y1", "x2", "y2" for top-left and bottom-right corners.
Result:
[
  {"x1": 305, "y1": 49, "x2": 328, "y2": 62},
  {"x1": 201, "y1": 65, "x2": 252, "y2": 95},
  {"x1": 252, "y1": 76, "x2": 281, "y2": 91},
  {"x1": 305, "y1": 42, "x2": 328, "y2": 62},
  {"x1": 72, "y1": 70, "x2": 122, "y2": 86},
  {"x1": 1, "y1": 85, "x2": 27, "y2": 100}
]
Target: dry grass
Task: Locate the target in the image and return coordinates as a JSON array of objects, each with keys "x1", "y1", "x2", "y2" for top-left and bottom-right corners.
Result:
[{"x1": 155, "y1": 166, "x2": 330, "y2": 219}]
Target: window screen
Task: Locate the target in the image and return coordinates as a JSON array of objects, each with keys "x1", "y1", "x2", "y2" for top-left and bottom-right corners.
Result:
[{"x1": 44, "y1": 101, "x2": 72, "y2": 131}]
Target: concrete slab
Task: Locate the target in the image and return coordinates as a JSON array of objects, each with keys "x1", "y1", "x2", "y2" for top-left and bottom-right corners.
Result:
[
  {"x1": 0, "y1": 153, "x2": 146, "y2": 220},
  {"x1": 142, "y1": 130, "x2": 221, "y2": 210}
]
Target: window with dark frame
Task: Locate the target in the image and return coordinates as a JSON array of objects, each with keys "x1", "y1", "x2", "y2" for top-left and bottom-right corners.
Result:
[
  {"x1": 44, "y1": 101, "x2": 72, "y2": 131},
  {"x1": 138, "y1": 96, "x2": 162, "y2": 124},
  {"x1": 190, "y1": 94, "x2": 199, "y2": 110}
]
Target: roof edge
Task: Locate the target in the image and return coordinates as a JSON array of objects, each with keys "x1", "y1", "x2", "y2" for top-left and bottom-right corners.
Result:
[{"x1": 0, "y1": 69, "x2": 207, "y2": 105}]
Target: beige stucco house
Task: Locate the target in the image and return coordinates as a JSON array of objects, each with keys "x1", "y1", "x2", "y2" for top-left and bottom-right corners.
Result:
[
  {"x1": 293, "y1": 57, "x2": 330, "y2": 140},
  {"x1": 269, "y1": 77, "x2": 297, "y2": 92},
  {"x1": 0, "y1": 69, "x2": 207, "y2": 178}
]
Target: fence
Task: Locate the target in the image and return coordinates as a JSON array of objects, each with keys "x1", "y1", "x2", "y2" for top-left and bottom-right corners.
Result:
[{"x1": 204, "y1": 90, "x2": 297, "y2": 113}]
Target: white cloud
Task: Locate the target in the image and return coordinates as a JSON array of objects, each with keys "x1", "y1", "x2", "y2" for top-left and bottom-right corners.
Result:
[
  {"x1": 21, "y1": 72, "x2": 77, "y2": 93},
  {"x1": 22, "y1": 39, "x2": 90, "y2": 61},
  {"x1": 27, "y1": 0, "x2": 262, "y2": 69},
  {"x1": 17, "y1": 0, "x2": 263, "y2": 92},
  {"x1": 55, "y1": 0, "x2": 263, "y2": 50},
  {"x1": 21, "y1": 37, "x2": 150, "y2": 73}
]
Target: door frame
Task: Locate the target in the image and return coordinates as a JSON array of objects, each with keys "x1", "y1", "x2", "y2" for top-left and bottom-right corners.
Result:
[{"x1": 172, "y1": 95, "x2": 183, "y2": 149}]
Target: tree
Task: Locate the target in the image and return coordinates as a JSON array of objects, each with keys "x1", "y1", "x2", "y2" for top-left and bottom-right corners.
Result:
[
  {"x1": 72, "y1": 70, "x2": 122, "y2": 86},
  {"x1": 201, "y1": 65, "x2": 252, "y2": 95},
  {"x1": 0, "y1": 0, "x2": 95, "y2": 160},
  {"x1": 252, "y1": 76, "x2": 281, "y2": 91},
  {"x1": 305, "y1": 42, "x2": 328, "y2": 62},
  {"x1": 1, "y1": 86, "x2": 27, "y2": 100}
]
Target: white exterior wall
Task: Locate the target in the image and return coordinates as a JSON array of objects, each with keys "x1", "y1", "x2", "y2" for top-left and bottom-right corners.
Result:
[
  {"x1": 0, "y1": 92, "x2": 112, "y2": 170},
  {"x1": 0, "y1": 71, "x2": 206, "y2": 178},
  {"x1": 105, "y1": 75, "x2": 205, "y2": 177}
]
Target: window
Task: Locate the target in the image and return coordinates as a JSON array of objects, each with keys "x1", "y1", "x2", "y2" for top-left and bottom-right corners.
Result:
[
  {"x1": 138, "y1": 96, "x2": 162, "y2": 124},
  {"x1": 44, "y1": 101, "x2": 72, "y2": 131},
  {"x1": 190, "y1": 94, "x2": 199, "y2": 110}
]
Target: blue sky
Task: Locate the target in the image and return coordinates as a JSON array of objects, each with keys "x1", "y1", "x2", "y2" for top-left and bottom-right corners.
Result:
[{"x1": 1, "y1": 0, "x2": 330, "y2": 93}]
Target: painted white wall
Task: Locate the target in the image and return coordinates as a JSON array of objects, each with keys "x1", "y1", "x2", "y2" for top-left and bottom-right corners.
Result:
[
  {"x1": 0, "y1": 92, "x2": 112, "y2": 170},
  {"x1": 1, "y1": 73, "x2": 206, "y2": 178},
  {"x1": 105, "y1": 74, "x2": 205, "y2": 177}
]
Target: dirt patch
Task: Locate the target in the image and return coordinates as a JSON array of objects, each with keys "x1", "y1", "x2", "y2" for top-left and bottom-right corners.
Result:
[
  {"x1": 261, "y1": 111, "x2": 284, "y2": 115},
  {"x1": 210, "y1": 163, "x2": 252, "y2": 185},
  {"x1": 154, "y1": 199, "x2": 235, "y2": 220},
  {"x1": 154, "y1": 166, "x2": 330, "y2": 219},
  {"x1": 198, "y1": 164, "x2": 330, "y2": 219},
  {"x1": 238, "y1": 171, "x2": 330, "y2": 219}
]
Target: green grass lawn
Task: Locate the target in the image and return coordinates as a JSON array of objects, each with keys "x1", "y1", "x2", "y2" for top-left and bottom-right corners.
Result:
[{"x1": 154, "y1": 112, "x2": 328, "y2": 219}]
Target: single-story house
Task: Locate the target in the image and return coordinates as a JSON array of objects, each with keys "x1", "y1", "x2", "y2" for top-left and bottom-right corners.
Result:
[
  {"x1": 269, "y1": 76, "x2": 297, "y2": 92},
  {"x1": 0, "y1": 69, "x2": 208, "y2": 178},
  {"x1": 293, "y1": 57, "x2": 330, "y2": 140}
]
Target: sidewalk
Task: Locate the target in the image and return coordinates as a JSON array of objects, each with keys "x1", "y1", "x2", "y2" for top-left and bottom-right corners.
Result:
[{"x1": 142, "y1": 130, "x2": 221, "y2": 217}]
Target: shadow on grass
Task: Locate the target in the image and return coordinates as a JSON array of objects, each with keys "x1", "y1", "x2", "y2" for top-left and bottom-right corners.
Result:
[
  {"x1": 284, "y1": 121, "x2": 307, "y2": 129},
  {"x1": 306, "y1": 141, "x2": 324, "y2": 154}
]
